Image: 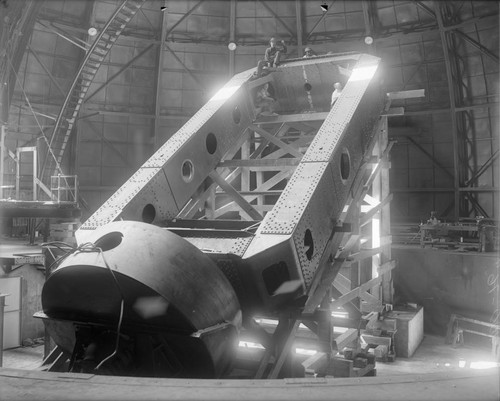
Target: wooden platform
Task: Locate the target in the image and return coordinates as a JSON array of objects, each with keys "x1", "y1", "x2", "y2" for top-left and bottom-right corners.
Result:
[{"x1": 0, "y1": 367, "x2": 498, "y2": 400}]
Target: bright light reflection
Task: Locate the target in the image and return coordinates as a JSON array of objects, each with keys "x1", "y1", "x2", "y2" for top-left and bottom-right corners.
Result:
[
  {"x1": 296, "y1": 348, "x2": 317, "y2": 356},
  {"x1": 238, "y1": 341, "x2": 265, "y2": 349},
  {"x1": 470, "y1": 361, "x2": 500, "y2": 370},
  {"x1": 210, "y1": 85, "x2": 240, "y2": 101},
  {"x1": 350, "y1": 65, "x2": 378, "y2": 82}
]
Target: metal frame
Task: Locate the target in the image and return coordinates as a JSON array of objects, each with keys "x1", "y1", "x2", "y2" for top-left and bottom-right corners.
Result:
[
  {"x1": 249, "y1": 110, "x2": 396, "y2": 379},
  {"x1": 15, "y1": 146, "x2": 37, "y2": 201},
  {"x1": 433, "y1": 1, "x2": 498, "y2": 220}
]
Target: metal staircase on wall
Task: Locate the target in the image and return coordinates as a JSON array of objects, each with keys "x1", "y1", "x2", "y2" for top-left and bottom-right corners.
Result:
[{"x1": 39, "y1": 0, "x2": 146, "y2": 192}]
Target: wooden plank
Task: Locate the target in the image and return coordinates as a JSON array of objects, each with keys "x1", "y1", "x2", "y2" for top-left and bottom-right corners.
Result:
[
  {"x1": 381, "y1": 107, "x2": 404, "y2": 116},
  {"x1": 387, "y1": 89, "x2": 425, "y2": 100},
  {"x1": 334, "y1": 328, "x2": 358, "y2": 351},
  {"x1": 360, "y1": 193, "x2": 393, "y2": 226},
  {"x1": 361, "y1": 334, "x2": 392, "y2": 347},
  {"x1": 330, "y1": 275, "x2": 384, "y2": 310}
]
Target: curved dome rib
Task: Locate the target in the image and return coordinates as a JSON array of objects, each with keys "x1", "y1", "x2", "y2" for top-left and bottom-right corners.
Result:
[{"x1": 39, "y1": 0, "x2": 146, "y2": 190}]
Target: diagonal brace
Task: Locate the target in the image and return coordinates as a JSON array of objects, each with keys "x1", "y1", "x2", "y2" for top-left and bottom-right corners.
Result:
[
  {"x1": 250, "y1": 124, "x2": 303, "y2": 158},
  {"x1": 209, "y1": 171, "x2": 263, "y2": 221}
]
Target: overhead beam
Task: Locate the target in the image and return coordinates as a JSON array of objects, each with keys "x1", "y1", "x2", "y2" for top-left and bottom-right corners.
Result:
[
  {"x1": 451, "y1": 29, "x2": 499, "y2": 63},
  {"x1": 258, "y1": 0, "x2": 295, "y2": 39},
  {"x1": 413, "y1": 1, "x2": 436, "y2": 19},
  {"x1": 164, "y1": 0, "x2": 204, "y2": 38},
  {"x1": 403, "y1": 102, "x2": 500, "y2": 115},
  {"x1": 27, "y1": 46, "x2": 66, "y2": 97},
  {"x1": 85, "y1": 43, "x2": 155, "y2": 103},
  {"x1": 36, "y1": 20, "x2": 88, "y2": 51},
  {"x1": 84, "y1": 121, "x2": 129, "y2": 166},
  {"x1": 164, "y1": 44, "x2": 207, "y2": 91},
  {"x1": 305, "y1": 0, "x2": 336, "y2": 41}
]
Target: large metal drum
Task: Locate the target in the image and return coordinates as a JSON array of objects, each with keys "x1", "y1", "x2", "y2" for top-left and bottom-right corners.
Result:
[{"x1": 42, "y1": 221, "x2": 242, "y2": 378}]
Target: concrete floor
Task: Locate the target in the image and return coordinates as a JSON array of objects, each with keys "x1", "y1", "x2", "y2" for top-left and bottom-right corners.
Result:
[
  {"x1": 2, "y1": 333, "x2": 499, "y2": 375},
  {"x1": 1, "y1": 334, "x2": 499, "y2": 400}
]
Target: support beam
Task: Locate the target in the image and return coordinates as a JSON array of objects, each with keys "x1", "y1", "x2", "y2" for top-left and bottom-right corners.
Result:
[
  {"x1": 164, "y1": 0, "x2": 204, "y2": 38},
  {"x1": 84, "y1": 121, "x2": 129, "y2": 167},
  {"x1": 464, "y1": 150, "x2": 499, "y2": 187},
  {"x1": 403, "y1": 102, "x2": 500, "y2": 115},
  {"x1": 209, "y1": 171, "x2": 263, "y2": 221},
  {"x1": 154, "y1": 2, "x2": 168, "y2": 150},
  {"x1": 360, "y1": 193, "x2": 393, "y2": 227},
  {"x1": 27, "y1": 45, "x2": 66, "y2": 97},
  {"x1": 258, "y1": 0, "x2": 295, "y2": 39},
  {"x1": 229, "y1": 0, "x2": 236, "y2": 77},
  {"x1": 435, "y1": 1, "x2": 460, "y2": 221},
  {"x1": 255, "y1": 112, "x2": 328, "y2": 124},
  {"x1": 330, "y1": 260, "x2": 396, "y2": 310},
  {"x1": 36, "y1": 20, "x2": 88, "y2": 51},
  {"x1": 164, "y1": 44, "x2": 207, "y2": 91},
  {"x1": 305, "y1": 1, "x2": 336, "y2": 41},
  {"x1": 413, "y1": 1, "x2": 436, "y2": 19},
  {"x1": 218, "y1": 158, "x2": 301, "y2": 168},
  {"x1": 0, "y1": 125, "x2": 5, "y2": 198},
  {"x1": 85, "y1": 44, "x2": 155, "y2": 103},
  {"x1": 407, "y1": 136, "x2": 454, "y2": 178},
  {"x1": 268, "y1": 320, "x2": 300, "y2": 379},
  {"x1": 451, "y1": 29, "x2": 499, "y2": 63},
  {"x1": 295, "y1": 0, "x2": 303, "y2": 57},
  {"x1": 250, "y1": 125, "x2": 303, "y2": 158}
]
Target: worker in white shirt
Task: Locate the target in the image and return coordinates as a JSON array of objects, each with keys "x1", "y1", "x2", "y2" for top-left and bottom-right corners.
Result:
[{"x1": 330, "y1": 82, "x2": 343, "y2": 108}]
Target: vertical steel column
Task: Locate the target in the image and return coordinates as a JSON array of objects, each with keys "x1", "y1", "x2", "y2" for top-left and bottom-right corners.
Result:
[
  {"x1": 435, "y1": 2, "x2": 460, "y2": 221},
  {"x1": 0, "y1": 125, "x2": 5, "y2": 199},
  {"x1": 295, "y1": 0, "x2": 303, "y2": 57},
  {"x1": 154, "y1": 1, "x2": 169, "y2": 150},
  {"x1": 361, "y1": 1, "x2": 378, "y2": 55},
  {"x1": 229, "y1": 0, "x2": 236, "y2": 77},
  {"x1": 0, "y1": 294, "x2": 6, "y2": 367}
]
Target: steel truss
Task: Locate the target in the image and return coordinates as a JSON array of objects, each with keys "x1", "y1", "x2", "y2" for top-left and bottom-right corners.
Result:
[
  {"x1": 435, "y1": 1, "x2": 498, "y2": 219},
  {"x1": 175, "y1": 100, "x2": 395, "y2": 379}
]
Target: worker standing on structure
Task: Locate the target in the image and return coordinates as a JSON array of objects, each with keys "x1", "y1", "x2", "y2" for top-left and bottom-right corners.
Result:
[
  {"x1": 330, "y1": 82, "x2": 343, "y2": 108},
  {"x1": 256, "y1": 37, "x2": 287, "y2": 77}
]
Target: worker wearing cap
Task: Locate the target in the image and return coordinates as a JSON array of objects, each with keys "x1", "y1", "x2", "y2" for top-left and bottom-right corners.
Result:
[
  {"x1": 303, "y1": 47, "x2": 316, "y2": 58},
  {"x1": 256, "y1": 37, "x2": 287, "y2": 77}
]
